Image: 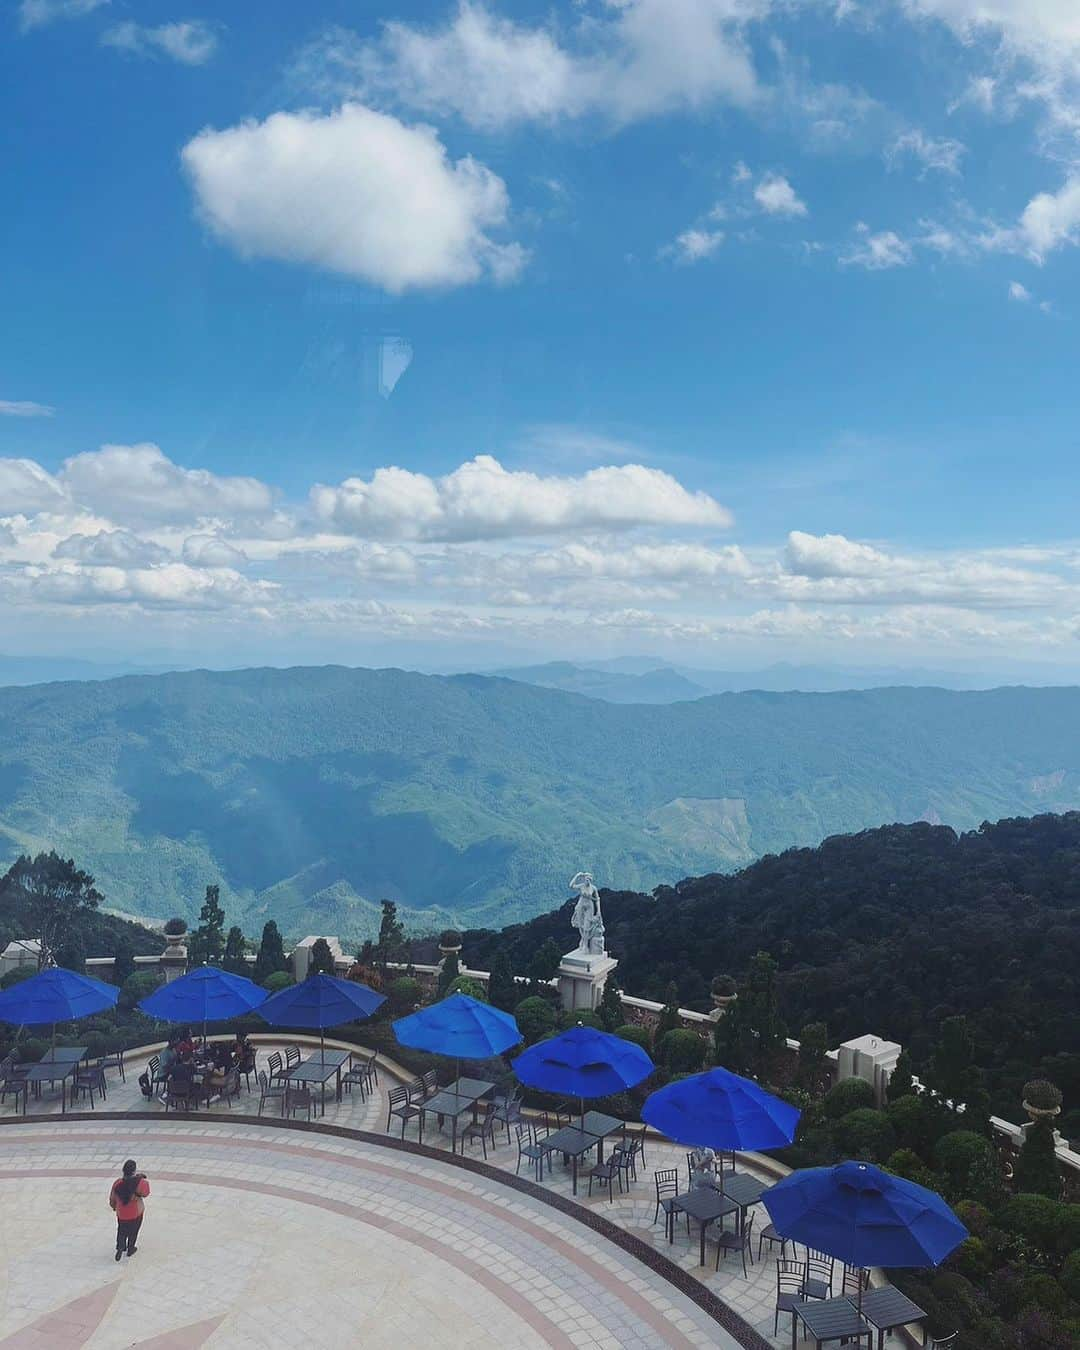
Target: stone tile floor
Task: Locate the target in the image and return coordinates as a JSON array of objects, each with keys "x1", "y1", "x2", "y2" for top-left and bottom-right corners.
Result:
[{"x1": 0, "y1": 1042, "x2": 871, "y2": 1348}]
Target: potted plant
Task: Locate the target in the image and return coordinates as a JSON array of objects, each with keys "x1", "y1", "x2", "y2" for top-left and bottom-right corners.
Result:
[
  {"x1": 1022, "y1": 1079, "x2": 1063, "y2": 1122},
  {"x1": 710, "y1": 974, "x2": 738, "y2": 1010},
  {"x1": 438, "y1": 929, "x2": 463, "y2": 956}
]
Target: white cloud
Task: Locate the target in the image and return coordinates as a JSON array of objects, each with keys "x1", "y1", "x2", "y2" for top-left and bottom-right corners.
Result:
[
  {"x1": 786, "y1": 530, "x2": 890, "y2": 578},
  {"x1": 753, "y1": 172, "x2": 808, "y2": 216},
  {"x1": 1016, "y1": 175, "x2": 1080, "y2": 259},
  {"x1": 59, "y1": 444, "x2": 273, "y2": 523},
  {"x1": 0, "y1": 458, "x2": 67, "y2": 513},
  {"x1": 15, "y1": 562, "x2": 276, "y2": 612},
  {"x1": 54, "y1": 529, "x2": 170, "y2": 567},
  {"x1": 181, "y1": 103, "x2": 526, "y2": 292},
  {"x1": 181, "y1": 534, "x2": 249, "y2": 568},
  {"x1": 665, "y1": 227, "x2": 726, "y2": 263},
  {"x1": 102, "y1": 20, "x2": 218, "y2": 65},
  {"x1": 299, "y1": 0, "x2": 762, "y2": 131},
  {"x1": 17, "y1": 0, "x2": 106, "y2": 31},
  {"x1": 311, "y1": 454, "x2": 732, "y2": 541},
  {"x1": 887, "y1": 129, "x2": 965, "y2": 175},
  {"x1": 840, "y1": 225, "x2": 914, "y2": 269},
  {"x1": 0, "y1": 400, "x2": 54, "y2": 418},
  {"x1": 1009, "y1": 279, "x2": 1032, "y2": 301}
]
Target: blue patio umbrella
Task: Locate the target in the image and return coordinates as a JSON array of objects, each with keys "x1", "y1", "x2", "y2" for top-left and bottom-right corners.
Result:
[
  {"x1": 138, "y1": 965, "x2": 268, "y2": 1043},
  {"x1": 642, "y1": 1066, "x2": 800, "y2": 1153},
  {"x1": 0, "y1": 966, "x2": 119, "y2": 1051},
  {"x1": 258, "y1": 973, "x2": 385, "y2": 1062},
  {"x1": 393, "y1": 993, "x2": 522, "y2": 1065},
  {"x1": 762, "y1": 1160, "x2": 968, "y2": 1301},
  {"x1": 511, "y1": 1025, "x2": 654, "y2": 1126}
]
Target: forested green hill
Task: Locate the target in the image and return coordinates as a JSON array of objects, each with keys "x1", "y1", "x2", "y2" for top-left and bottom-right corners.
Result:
[{"x1": 1, "y1": 665, "x2": 1079, "y2": 938}]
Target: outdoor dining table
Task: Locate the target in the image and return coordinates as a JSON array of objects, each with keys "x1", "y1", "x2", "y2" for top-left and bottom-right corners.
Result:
[
  {"x1": 422, "y1": 1077, "x2": 494, "y2": 1153},
  {"x1": 791, "y1": 1296, "x2": 873, "y2": 1350},
  {"x1": 39, "y1": 1046, "x2": 88, "y2": 1065},
  {"x1": 578, "y1": 1110, "x2": 623, "y2": 1161},
  {"x1": 853, "y1": 1285, "x2": 927, "y2": 1349},
  {"x1": 668, "y1": 1186, "x2": 739, "y2": 1265},
  {"x1": 19, "y1": 1060, "x2": 80, "y2": 1114},
  {"x1": 540, "y1": 1125, "x2": 605, "y2": 1196},
  {"x1": 721, "y1": 1170, "x2": 767, "y2": 1237},
  {"x1": 283, "y1": 1056, "x2": 347, "y2": 1117}
]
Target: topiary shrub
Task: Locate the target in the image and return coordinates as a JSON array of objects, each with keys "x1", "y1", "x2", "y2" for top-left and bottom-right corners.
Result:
[
  {"x1": 934, "y1": 1129, "x2": 994, "y2": 1195},
  {"x1": 388, "y1": 976, "x2": 423, "y2": 1012},
  {"x1": 824, "y1": 1077, "x2": 875, "y2": 1120},
  {"x1": 657, "y1": 1028, "x2": 707, "y2": 1074},
  {"x1": 831, "y1": 1108, "x2": 896, "y2": 1162},
  {"x1": 887, "y1": 1093, "x2": 942, "y2": 1155},
  {"x1": 119, "y1": 969, "x2": 163, "y2": 1011},
  {"x1": 262, "y1": 971, "x2": 294, "y2": 993},
  {"x1": 710, "y1": 974, "x2": 737, "y2": 997},
  {"x1": 998, "y1": 1193, "x2": 1080, "y2": 1263},
  {"x1": 1022, "y1": 1079, "x2": 1064, "y2": 1112},
  {"x1": 557, "y1": 1008, "x2": 603, "y2": 1031},
  {"x1": 614, "y1": 1024, "x2": 652, "y2": 1052},
  {"x1": 446, "y1": 976, "x2": 488, "y2": 1002},
  {"x1": 948, "y1": 1236, "x2": 992, "y2": 1281},
  {"x1": 439, "y1": 930, "x2": 462, "y2": 948},
  {"x1": 514, "y1": 995, "x2": 556, "y2": 1044},
  {"x1": 163, "y1": 917, "x2": 187, "y2": 937},
  {"x1": 1014, "y1": 1119, "x2": 1062, "y2": 1200},
  {"x1": 885, "y1": 1148, "x2": 938, "y2": 1189}
]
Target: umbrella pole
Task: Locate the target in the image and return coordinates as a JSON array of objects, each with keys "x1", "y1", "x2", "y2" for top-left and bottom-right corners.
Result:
[{"x1": 321, "y1": 1028, "x2": 325, "y2": 1066}]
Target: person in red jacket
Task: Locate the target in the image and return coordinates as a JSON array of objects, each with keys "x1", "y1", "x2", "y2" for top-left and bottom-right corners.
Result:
[{"x1": 109, "y1": 1159, "x2": 150, "y2": 1261}]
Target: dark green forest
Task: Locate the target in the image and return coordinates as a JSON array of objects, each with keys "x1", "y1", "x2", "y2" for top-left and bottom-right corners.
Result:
[
  {"x1": 465, "y1": 813, "x2": 1080, "y2": 1124},
  {"x1": 1, "y1": 665, "x2": 1080, "y2": 937}
]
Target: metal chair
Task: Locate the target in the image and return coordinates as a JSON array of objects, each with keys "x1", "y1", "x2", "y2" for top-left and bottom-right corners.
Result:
[
  {"x1": 257, "y1": 1070, "x2": 287, "y2": 1117},
  {"x1": 387, "y1": 1085, "x2": 424, "y2": 1141},
  {"x1": 267, "y1": 1051, "x2": 286, "y2": 1083},
  {"x1": 587, "y1": 1146, "x2": 625, "y2": 1202},
  {"x1": 622, "y1": 1121, "x2": 647, "y2": 1170},
  {"x1": 713, "y1": 1212, "x2": 755, "y2": 1278},
  {"x1": 164, "y1": 1079, "x2": 198, "y2": 1113},
  {"x1": 285, "y1": 1085, "x2": 314, "y2": 1121},
  {"x1": 653, "y1": 1168, "x2": 684, "y2": 1239},
  {"x1": 420, "y1": 1069, "x2": 439, "y2": 1098},
  {"x1": 220, "y1": 1067, "x2": 242, "y2": 1107},
  {"x1": 72, "y1": 1065, "x2": 107, "y2": 1108},
  {"x1": 285, "y1": 1045, "x2": 302, "y2": 1071},
  {"x1": 515, "y1": 1122, "x2": 546, "y2": 1180},
  {"x1": 774, "y1": 1259, "x2": 807, "y2": 1337},
  {"x1": 491, "y1": 1090, "x2": 524, "y2": 1145},
  {"x1": 613, "y1": 1142, "x2": 638, "y2": 1191},
  {"x1": 803, "y1": 1248, "x2": 835, "y2": 1300},
  {"x1": 342, "y1": 1057, "x2": 373, "y2": 1099},
  {"x1": 238, "y1": 1047, "x2": 257, "y2": 1091},
  {"x1": 758, "y1": 1221, "x2": 790, "y2": 1261},
  {"x1": 842, "y1": 1264, "x2": 870, "y2": 1298},
  {"x1": 98, "y1": 1047, "x2": 125, "y2": 1083},
  {"x1": 461, "y1": 1103, "x2": 498, "y2": 1159},
  {"x1": 0, "y1": 1063, "x2": 27, "y2": 1114}
]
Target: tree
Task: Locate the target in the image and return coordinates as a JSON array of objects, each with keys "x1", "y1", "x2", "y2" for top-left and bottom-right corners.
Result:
[
  {"x1": 832, "y1": 1108, "x2": 896, "y2": 1162},
  {"x1": 387, "y1": 976, "x2": 423, "y2": 1013},
  {"x1": 514, "y1": 995, "x2": 556, "y2": 1044},
  {"x1": 222, "y1": 926, "x2": 248, "y2": 977},
  {"x1": 656, "y1": 982, "x2": 681, "y2": 1040},
  {"x1": 437, "y1": 951, "x2": 460, "y2": 997},
  {"x1": 1014, "y1": 1120, "x2": 1062, "y2": 1200},
  {"x1": 614, "y1": 1024, "x2": 652, "y2": 1052},
  {"x1": 658, "y1": 1028, "x2": 707, "y2": 1074},
  {"x1": 309, "y1": 938, "x2": 336, "y2": 976},
  {"x1": 111, "y1": 936, "x2": 136, "y2": 986},
  {"x1": 253, "y1": 920, "x2": 287, "y2": 984},
  {"x1": 715, "y1": 951, "x2": 786, "y2": 1077},
  {"x1": 928, "y1": 1016, "x2": 981, "y2": 1110},
  {"x1": 262, "y1": 971, "x2": 294, "y2": 994},
  {"x1": 798, "y1": 1021, "x2": 830, "y2": 1093},
  {"x1": 935, "y1": 1130, "x2": 995, "y2": 1198},
  {"x1": 375, "y1": 900, "x2": 407, "y2": 967},
  {"x1": 824, "y1": 1077, "x2": 876, "y2": 1119},
  {"x1": 188, "y1": 884, "x2": 226, "y2": 966},
  {"x1": 597, "y1": 973, "x2": 624, "y2": 1032},
  {"x1": 887, "y1": 1049, "x2": 916, "y2": 1102},
  {"x1": 55, "y1": 930, "x2": 86, "y2": 975},
  {"x1": 0, "y1": 852, "x2": 102, "y2": 968},
  {"x1": 486, "y1": 949, "x2": 517, "y2": 1012},
  {"x1": 527, "y1": 938, "x2": 561, "y2": 985}
]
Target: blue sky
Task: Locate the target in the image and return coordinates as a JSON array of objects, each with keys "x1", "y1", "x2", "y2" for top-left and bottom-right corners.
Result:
[{"x1": 2, "y1": 0, "x2": 1080, "y2": 675}]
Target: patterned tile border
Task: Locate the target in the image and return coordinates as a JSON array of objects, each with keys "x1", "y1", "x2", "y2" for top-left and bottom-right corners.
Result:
[{"x1": 0, "y1": 1110, "x2": 773, "y2": 1350}]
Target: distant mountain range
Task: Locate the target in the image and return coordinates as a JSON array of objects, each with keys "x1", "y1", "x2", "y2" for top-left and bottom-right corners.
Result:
[
  {"x1": 490, "y1": 658, "x2": 1052, "y2": 703},
  {"x1": 0, "y1": 665, "x2": 1079, "y2": 941}
]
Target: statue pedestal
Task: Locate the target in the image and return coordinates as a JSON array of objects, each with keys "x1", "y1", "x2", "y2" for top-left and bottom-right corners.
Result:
[{"x1": 556, "y1": 950, "x2": 617, "y2": 1013}]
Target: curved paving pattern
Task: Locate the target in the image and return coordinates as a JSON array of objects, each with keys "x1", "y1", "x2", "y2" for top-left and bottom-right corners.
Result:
[{"x1": 0, "y1": 1117, "x2": 746, "y2": 1350}]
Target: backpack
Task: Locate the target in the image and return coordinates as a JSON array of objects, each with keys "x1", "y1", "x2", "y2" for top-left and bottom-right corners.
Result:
[{"x1": 138, "y1": 1070, "x2": 153, "y2": 1099}]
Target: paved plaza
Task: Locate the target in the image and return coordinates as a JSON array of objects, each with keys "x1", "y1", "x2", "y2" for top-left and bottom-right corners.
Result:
[{"x1": 0, "y1": 1041, "x2": 840, "y2": 1348}]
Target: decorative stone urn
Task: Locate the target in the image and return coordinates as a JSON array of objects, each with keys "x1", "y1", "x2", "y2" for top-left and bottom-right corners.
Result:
[
  {"x1": 160, "y1": 918, "x2": 189, "y2": 983},
  {"x1": 438, "y1": 930, "x2": 463, "y2": 959},
  {"x1": 710, "y1": 977, "x2": 738, "y2": 1017}
]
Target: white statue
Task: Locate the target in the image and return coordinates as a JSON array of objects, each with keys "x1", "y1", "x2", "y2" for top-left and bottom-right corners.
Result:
[{"x1": 569, "y1": 871, "x2": 606, "y2": 956}]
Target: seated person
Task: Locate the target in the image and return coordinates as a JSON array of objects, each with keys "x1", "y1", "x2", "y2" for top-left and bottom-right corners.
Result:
[
  {"x1": 688, "y1": 1145, "x2": 721, "y2": 1190},
  {"x1": 211, "y1": 1041, "x2": 233, "y2": 1070},
  {"x1": 174, "y1": 1029, "x2": 194, "y2": 1059},
  {"x1": 153, "y1": 1045, "x2": 177, "y2": 1098},
  {"x1": 166, "y1": 1054, "x2": 195, "y2": 1094}
]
